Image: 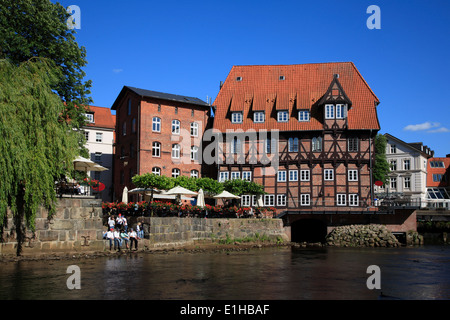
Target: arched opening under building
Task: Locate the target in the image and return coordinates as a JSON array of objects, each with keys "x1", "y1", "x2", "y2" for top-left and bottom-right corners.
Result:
[{"x1": 291, "y1": 219, "x2": 328, "y2": 243}]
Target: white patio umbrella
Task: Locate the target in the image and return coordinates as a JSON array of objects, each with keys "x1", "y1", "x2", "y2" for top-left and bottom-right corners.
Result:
[
  {"x1": 164, "y1": 186, "x2": 197, "y2": 204},
  {"x1": 73, "y1": 156, "x2": 108, "y2": 172},
  {"x1": 73, "y1": 156, "x2": 96, "y2": 171},
  {"x1": 197, "y1": 188, "x2": 205, "y2": 207},
  {"x1": 164, "y1": 186, "x2": 198, "y2": 196},
  {"x1": 122, "y1": 186, "x2": 128, "y2": 204},
  {"x1": 213, "y1": 190, "x2": 241, "y2": 199}
]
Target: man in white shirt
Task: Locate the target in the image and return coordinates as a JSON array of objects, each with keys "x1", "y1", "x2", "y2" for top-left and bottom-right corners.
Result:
[
  {"x1": 113, "y1": 228, "x2": 121, "y2": 251},
  {"x1": 106, "y1": 228, "x2": 114, "y2": 251},
  {"x1": 129, "y1": 228, "x2": 138, "y2": 251}
]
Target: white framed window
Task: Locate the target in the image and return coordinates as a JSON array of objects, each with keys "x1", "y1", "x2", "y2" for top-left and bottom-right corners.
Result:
[
  {"x1": 152, "y1": 167, "x2": 161, "y2": 176},
  {"x1": 289, "y1": 170, "x2": 298, "y2": 181},
  {"x1": 390, "y1": 160, "x2": 397, "y2": 171},
  {"x1": 324, "y1": 169, "x2": 334, "y2": 181},
  {"x1": 172, "y1": 120, "x2": 180, "y2": 135},
  {"x1": 84, "y1": 131, "x2": 89, "y2": 142},
  {"x1": 264, "y1": 195, "x2": 275, "y2": 207},
  {"x1": 231, "y1": 112, "x2": 243, "y2": 123},
  {"x1": 404, "y1": 176, "x2": 411, "y2": 189},
  {"x1": 190, "y1": 146, "x2": 199, "y2": 161},
  {"x1": 277, "y1": 170, "x2": 287, "y2": 182},
  {"x1": 172, "y1": 144, "x2": 180, "y2": 159},
  {"x1": 300, "y1": 194, "x2": 310, "y2": 206},
  {"x1": 288, "y1": 137, "x2": 298, "y2": 152},
  {"x1": 242, "y1": 171, "x2": 252, "y2": 181},
  {"x1": 253, "y1": 111, "x2": 265, "y2": 123},
  {"x1": 152, "y1": 142, "x2": 161, "y2": 157},
  {"x1": 298, "y1": 110, "x2": 310, "y2": 122},
  {"x1": 390, "y1": 144, "x2": 397, "y2": 154},
  {"x1": 325, "y1": 104, "x2": 335, "y2": 119},
  {"x1": 152, "y1": 117, "x2": 161, "y2": 132},
  {"x1": 242, "y1": 195, "x2": 251, "y2": 207},
  {"x1": 190, "y1": 122, "x2": 198, "y2": 137},
  {"x1": 403, "y1": 159, "x2": 411, "y2": 170},
  {"x1": 190, "y1": 170, "x2": 199, "y2": 178},
  {"x1": 337, "y1": 194, "x2": 346, "y2": 206},
  {"x1": 84, "y1": 113, "x2": 94, "y2": 123},
  {"x1": 336, "y1": 104, "x2": 347, "y2": 119},
  {"x1": 219, "y1": 171, "x2": 229, "y2": 182},
  {"x1": 312, "y1": 137, "x2": 322, "y2": 152},
  {"x1": 390, "y1": 177, "x2": 397, "y2": 189},
  {"x1": 96, "y1": 132, "x2": 103, "y2": 143},
  {"x1": 230, "y1": 171, "x2": 240, "y2": 180},
  {"x1": 277, "y1": 111, "x2": 289, "y2": 122},
  {"x1": 172, "y1": 168, "x2": 180, "y2": 178},
  {"x1": 300, "y1": 170, "x2": 310, "y2": 181},
  {"x1": 349, "y1": 194, "x2": 359, "y2": 206},
  {"x1": 277, "y1": 194, "x2": 286, "y2": 207},
  {"x1": 348, "y1": 170, "x2": 358, "y2": 181}
]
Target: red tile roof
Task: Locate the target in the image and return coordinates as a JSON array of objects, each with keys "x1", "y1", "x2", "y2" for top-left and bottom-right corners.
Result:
[
  {"x1": 212, "y1": 62, "x2": 380, "y2": 132},
  {"x1": 84, "y1": 106, "x2": 116, "y2": 130}
]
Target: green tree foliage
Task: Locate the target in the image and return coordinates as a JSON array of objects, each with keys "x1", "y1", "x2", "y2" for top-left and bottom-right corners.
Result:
[
  {"x1": 223, "y1": 179, "x2": 265, "y2": 197},
  {"x1": 0, "y1": 59, "x2": 80, "y2": 256},
  {"x1": 0, "y1": 0, "x2": 92, "y2": 129},
  {"x1": 373, "y1": 134, "x2": 390, "y2": 185},
  {"x1": 132, "y1": 173, "x2": 174, "y2": 203}
]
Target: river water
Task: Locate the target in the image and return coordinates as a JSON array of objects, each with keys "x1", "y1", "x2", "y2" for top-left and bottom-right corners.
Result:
[{"x1": 1, "y1": 245, "x2": 449, "y2": 301}]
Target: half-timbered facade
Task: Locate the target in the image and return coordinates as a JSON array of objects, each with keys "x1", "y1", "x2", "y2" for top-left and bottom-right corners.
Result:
[{"x1": 212, "y1": 63, "x2": 380, "y2": 215}]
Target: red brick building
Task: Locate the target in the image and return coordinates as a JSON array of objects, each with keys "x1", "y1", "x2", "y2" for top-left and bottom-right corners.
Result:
[
  {"x1": 212, "y1": 63, "x2": 380, "y2": 215},
  {"x1": 426, "y1": 155, "x2": 450, "y2": 205},
  {"x1": 111, "y1": 86, "x2": 211, "y2": 201}
]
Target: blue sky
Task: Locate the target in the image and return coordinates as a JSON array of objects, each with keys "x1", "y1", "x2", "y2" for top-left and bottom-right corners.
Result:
[{"x1": 57, "y1": 0, "x2": 450, "y2": 156}]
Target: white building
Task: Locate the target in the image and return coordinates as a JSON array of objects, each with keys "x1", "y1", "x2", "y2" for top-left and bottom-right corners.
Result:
[
  {"x1": 375, "y1": 133, "x2": 434, "y2": 206},
  {"x1": 82, "y1": 106, "x2": 116, "y2": 202}
]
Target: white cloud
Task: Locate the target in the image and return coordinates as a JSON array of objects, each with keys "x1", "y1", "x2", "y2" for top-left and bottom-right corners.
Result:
[
  {"x1": 403, "y1": 122, "x2": 440, "y2": 131},
  {"x1": 112, "y1": 69, "x2": 123, "y2": 74},
  {"x1": 428, "y1": 127, "x2": 450, "y2": 133}
]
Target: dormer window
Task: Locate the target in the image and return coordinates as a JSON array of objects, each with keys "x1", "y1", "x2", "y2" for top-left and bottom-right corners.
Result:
[
  {"x1": 84, "y1": 113, "x2": 94, "y2": 123},
  {"x1": 336, "y1": 104, "x2": 347, "y2": 119},
  {"x1": 253, "y1": 111, "x2": 265, "y2": 123},
  {"x1": 298, "y1": 110, "x2": 310, "y2": 122},
  {"x1": 236, "y1": 76, "x2": 242, "y2": 81},
  {"x1": 325, "y1": 104, "x2": 335, "y2": 119},
  {"x1": 325, "y1": 104, "x2": 347, "y2": 119},
  {"x1": 279, "y1": 76, "x2": 285, "y2": 80},
  {"x1": 277, "y1": 110, "x2": 289, "y2": 122},
  {"x1": 231, "y1": 112, "x2": 243, "y2": 123}
]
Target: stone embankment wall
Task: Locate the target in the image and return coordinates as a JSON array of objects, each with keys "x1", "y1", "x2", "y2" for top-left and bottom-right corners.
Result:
[
  {"x1": 0, "y1": 198, "x2": 104, "y2": 256},
  {"x1": 134, "y1": 217, "x2": 290, "y2": 249}
]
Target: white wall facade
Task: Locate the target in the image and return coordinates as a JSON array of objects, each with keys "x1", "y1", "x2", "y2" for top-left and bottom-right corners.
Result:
[{"x1": 83, "y1": 127, "x2": 114, "y2": 202}]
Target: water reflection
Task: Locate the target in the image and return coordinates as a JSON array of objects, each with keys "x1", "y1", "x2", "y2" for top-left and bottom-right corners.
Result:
[{"x1": 0, "y1": 246, "x2": 449, "y2": 300}]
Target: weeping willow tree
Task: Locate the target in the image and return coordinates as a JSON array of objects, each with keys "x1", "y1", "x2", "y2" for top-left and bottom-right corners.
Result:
[{"x1": 0, "y1": 58, "x2": 80, "y2": 256}]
